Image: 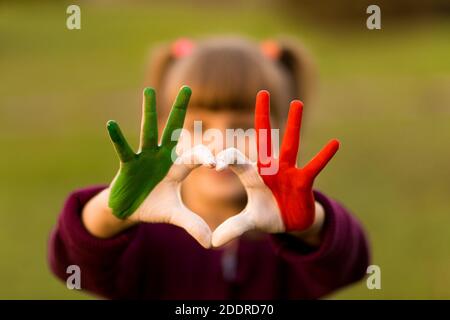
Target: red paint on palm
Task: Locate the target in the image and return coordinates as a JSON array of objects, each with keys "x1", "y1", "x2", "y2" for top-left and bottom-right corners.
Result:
[{"x1": 255, "y1": 90, "x2": 340, "y2": 231}]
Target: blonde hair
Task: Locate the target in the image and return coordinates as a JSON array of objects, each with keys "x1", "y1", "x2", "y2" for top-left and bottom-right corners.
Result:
[{"x1": 145, "y1": 36, "x2": 316, "y2": 123}]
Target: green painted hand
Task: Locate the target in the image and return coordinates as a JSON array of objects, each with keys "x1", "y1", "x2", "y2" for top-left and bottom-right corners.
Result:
[
  {"x1": 105, "y1": 86, "x2": 213, "y2": 248},
  {"x1": 107, "y1": 86, "x2": 190, "y2": 219}
]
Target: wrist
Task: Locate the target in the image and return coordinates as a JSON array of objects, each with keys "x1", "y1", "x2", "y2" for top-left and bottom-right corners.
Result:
[
  {"x1": 287, "y1": 201, "x2": 325, "y2": 247},
  {"x1": 82, "y1": 188, "x2": 139, "y2": 239}
]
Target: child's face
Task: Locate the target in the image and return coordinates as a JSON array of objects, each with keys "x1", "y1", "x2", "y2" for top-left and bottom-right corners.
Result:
[{"x1": 181, "y1": 108, "x2": 255, "y2": 204}]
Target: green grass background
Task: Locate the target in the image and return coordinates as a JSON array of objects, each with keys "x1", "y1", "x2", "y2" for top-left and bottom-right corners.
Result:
[{"x1": 0, "y1": 2, "x2": 449, "y2": 299}]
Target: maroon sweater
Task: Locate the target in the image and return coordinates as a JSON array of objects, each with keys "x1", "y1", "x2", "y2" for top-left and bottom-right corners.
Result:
[{"x1": 47, "y1": 186, "x2": 370, "y2": 299}]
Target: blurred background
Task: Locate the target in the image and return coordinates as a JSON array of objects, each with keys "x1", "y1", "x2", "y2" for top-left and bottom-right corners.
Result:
[{"x1": 0, "y1": 0, "x2": 449, "y2": 299}]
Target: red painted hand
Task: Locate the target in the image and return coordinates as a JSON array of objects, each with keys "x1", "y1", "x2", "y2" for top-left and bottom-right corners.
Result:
[
  {"x1": 255, "y1": 90, "x2": 340, "y2": 231},
  {"x1": 212, "y1": 90, "x2": 339, "y2": 247}
]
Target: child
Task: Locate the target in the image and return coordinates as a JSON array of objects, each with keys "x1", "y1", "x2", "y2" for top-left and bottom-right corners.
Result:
[{"x1": 48, "y1": 36, "x2": 370, "y2": 299}]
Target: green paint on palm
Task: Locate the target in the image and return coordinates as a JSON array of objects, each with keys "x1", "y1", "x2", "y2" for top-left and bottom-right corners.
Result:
[{"x1": 107, "y1": 86, "x2": 191, "y2": 219}]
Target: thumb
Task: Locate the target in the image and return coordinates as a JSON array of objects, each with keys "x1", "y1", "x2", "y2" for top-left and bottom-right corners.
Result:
[
  {"x1": 212, "y1": 211, "x2": 254, "y2": 247},
  {"x1": 170, "y1": 208, "x2": 212, "y2": 249},
  {"x1": 168, "y1": 144, "x2": 216, "y2": 182}
]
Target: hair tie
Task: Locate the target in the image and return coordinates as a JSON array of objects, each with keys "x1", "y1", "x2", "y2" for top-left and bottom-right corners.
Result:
[
  {"x1": 172, "y1": 38, "x2": 195, "y2": 59},
  {"x1": 260, "y1": 40, "x2": 281, "y2": 60}
]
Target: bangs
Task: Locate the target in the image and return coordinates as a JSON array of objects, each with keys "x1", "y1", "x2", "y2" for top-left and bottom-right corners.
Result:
[{"x1": 161, "y1": 38, "x2": 291, "y2": 120}]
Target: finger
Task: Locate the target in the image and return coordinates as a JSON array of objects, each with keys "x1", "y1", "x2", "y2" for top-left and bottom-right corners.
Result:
[
  {"x1": 170, "y1": 209, "x2": 212, "y2": 249},
  {"x1": 161, "y1": 86, "x2": 192, "y2": 149},
  {"x1": 304, "y1": 139, "x2": 340, "y2": 178},
  {"x1": 215, "y1": 148, "x2": 249, "y2": 171},
  {"x1": 140, "y1": 87, "x2": 158, "y2": 150},
  {"x1": 280, "y1": 100, "x2": 303, "y2": 167},
  {"x1": 106, "y1": 120, "x2": 135, "y2": 162},
  {"x1": 254, "y1": 90, "x2": 272, "y2": 166},
  {"x1": 168, "y1": 145, "x2": 215, "y2": 182},
  {"x1": 212, "y1": 212, "x2": 254, "y2": 247},
  {"x1": 215, "y1": 148, "x2": 263, "y2": 189},
  {"x1": 174, "y1": 144, "x2": 216, "y2": 168}
]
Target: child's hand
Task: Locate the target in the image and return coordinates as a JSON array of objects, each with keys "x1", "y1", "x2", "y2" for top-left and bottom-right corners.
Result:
[
  {"x1": 212, "y1": 90, "x2": 339, "y2": 247},
  {"x1": 106, "y1": 86, "x2": 214, "y2": 248}
]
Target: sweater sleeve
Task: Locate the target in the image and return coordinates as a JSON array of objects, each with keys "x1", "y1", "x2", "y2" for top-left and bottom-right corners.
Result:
[
  {"x1": 47, "y1": 186, "x2": 146, "y2": 299},
  {"x1": 270, "y1": 190, "x2": 371, "y2": 299}
]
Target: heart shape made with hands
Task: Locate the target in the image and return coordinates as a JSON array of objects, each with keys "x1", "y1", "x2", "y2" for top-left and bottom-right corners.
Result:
[
  {"x1": 106, "y1": 87, "x2": 339, "y2": 249},
  {"x1": 111, "y1": 142, "x2": 284, "y2": 250},
  {"x1": 169, "y1": 145, "x2": 287, "y2": 248},
  {"x1": 167, "y1": 90, "x2": 339, "y2": 248}
]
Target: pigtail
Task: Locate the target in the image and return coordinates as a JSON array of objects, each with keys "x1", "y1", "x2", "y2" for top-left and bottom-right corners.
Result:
[
  {"x1": 144, "y1": 42, "x2": 176, "y2": 91},
  {"x1": 145, "y1": 38, "x2": 196, "y2": 91},
  {"x1": 262, "y1": 37, "x2": 317, "y2": 105}
]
